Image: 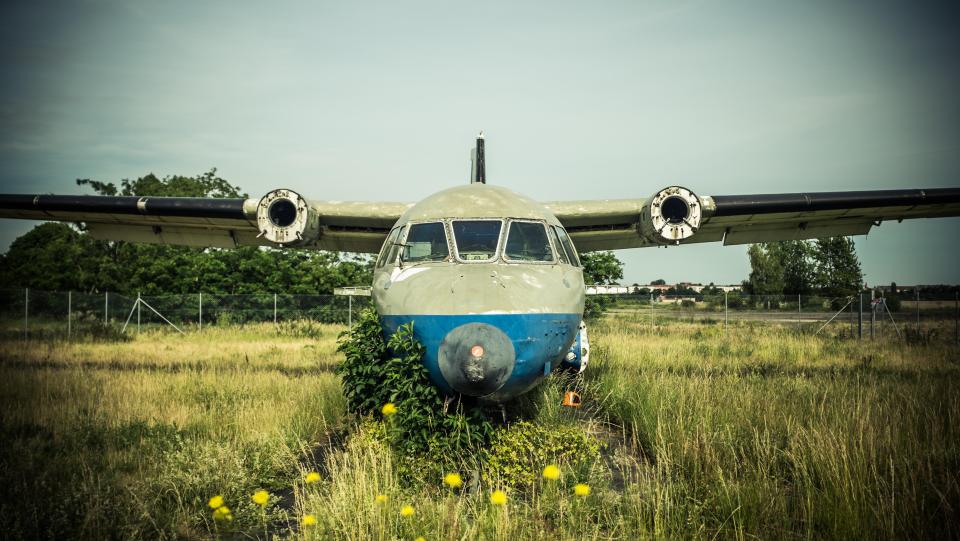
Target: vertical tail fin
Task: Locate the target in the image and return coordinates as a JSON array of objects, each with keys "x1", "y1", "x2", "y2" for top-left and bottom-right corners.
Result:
[{"x1": 470, "y1": 132, "x2": 485, "y2": 184}]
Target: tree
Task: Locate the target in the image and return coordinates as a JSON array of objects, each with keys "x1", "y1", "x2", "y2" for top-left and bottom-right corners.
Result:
[
  {"x1": 650, "y1": 278, "x2": 666, "y2": 286},
  {"x1": 580, "y1": 251, "x2": 623, "y2": 285},
  {"x1": 700, "y1": 283, "x2": 721, "y2": 295},
  {"x1": 812, "y1": 237, "x2": 863, "y2": 298},
  {"x1": 666, "y1": 284, "x2": 696, "y2": 296},
  {"x1": 76, "y1": 168, "x2": 245, "y2": 198},
  {"x1": 0, "y1": 223, "x2": 111, "y2": 292},
  {"x1": 744, "y1": 244, "x2": 784, "y2": 296},
  {"x1": 580, "y1": 251, "x2": 624, "y2": 319},
  {"x1": 767, "y1": 241, "x2": 814, "y2": 295}
]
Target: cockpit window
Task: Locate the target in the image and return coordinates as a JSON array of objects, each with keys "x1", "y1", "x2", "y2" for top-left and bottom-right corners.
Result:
[
  {"x1": 547, "y1": 226, "x2": 569, "y2": 265},
  {"x1": 378, "y1": 225, "x2": 405, "y2": 268},
  {"x1": 553, "y1": 226, "x2": 581, "y2": 267},
  {"x1": 402, "y1": 222, "x2": 449, "y2": 263},
  {"x1": 452, "y1": 220, "x2": 502, "y2": 261},
  {"x1": 376, "y1": 227, "x2": 401, "y2": 268},
  {"x1": 504, "y1": 221, "x2": 555, "y2": 262}
]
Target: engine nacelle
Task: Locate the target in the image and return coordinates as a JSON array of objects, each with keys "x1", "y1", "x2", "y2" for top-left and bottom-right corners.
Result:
[
  {"x1": 256, "y1": 189, "x2": 320, "y2": 246},
  {"x1": 640, "y1": 186, "x2": 704, "y2": 245}
]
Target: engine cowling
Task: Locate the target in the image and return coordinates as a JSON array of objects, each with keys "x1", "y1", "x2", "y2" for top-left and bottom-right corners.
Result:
[
  {"x1": 640, "y1": 186, "x2": 704, "y2": 245},
  {"x1": 256, "y1": 189, "x2": 320, "y2": 246}
]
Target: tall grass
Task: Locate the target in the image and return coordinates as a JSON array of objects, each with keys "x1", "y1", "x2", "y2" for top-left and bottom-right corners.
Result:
[
  {"x1": 0, "y1": 323, "x2": 347, "y2": 539},
  {"x1": 0, "y1": 318, "x2": 957, "y2": 539}
]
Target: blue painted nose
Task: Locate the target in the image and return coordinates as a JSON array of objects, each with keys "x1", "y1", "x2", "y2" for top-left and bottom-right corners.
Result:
[
  {"x1": 379, "y1": 313, "x2": 581, "y2": 402},
  {"x1": 438, "y1": 323, "x2": 516, "y2": 396}
]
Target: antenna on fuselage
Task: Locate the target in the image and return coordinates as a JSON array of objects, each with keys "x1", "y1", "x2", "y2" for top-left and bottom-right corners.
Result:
[{"x1": 470, "y1": 132, "x2": 486, "y2": 184}]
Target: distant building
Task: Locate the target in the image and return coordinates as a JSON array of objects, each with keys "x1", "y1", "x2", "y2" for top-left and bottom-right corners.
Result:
[
  {"x1": 585, "y1": 285, "x2": 630, "y2": 295},
  {"x1": 587, "y1": 282, "x2": 741, "y2": 295}
]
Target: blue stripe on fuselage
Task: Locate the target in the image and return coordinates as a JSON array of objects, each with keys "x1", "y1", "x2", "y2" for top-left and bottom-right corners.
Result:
[{"x1": 379, "y1": 313, "x2": 580, "y2": 400}]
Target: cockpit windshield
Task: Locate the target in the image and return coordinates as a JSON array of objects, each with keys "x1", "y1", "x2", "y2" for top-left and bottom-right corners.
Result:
[
  {"x1": 504, "y1": 221, "x2": 555, "y2": 262},
  {"x1": 376, "y1": 219, "x2": 577, "y2": 268},
  {"x1": 402, "y1": 222, "x2": 449, "y2": 262},
  {"x1": 452, "y1": 220, "x2": 502, "y2": 261}
]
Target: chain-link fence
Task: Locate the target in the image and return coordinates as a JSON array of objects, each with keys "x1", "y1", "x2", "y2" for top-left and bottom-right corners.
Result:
[
  {"x1": 0, "y1": 289, "x2": 373, "y2": 340},
  {"x1": 0, "y1": 288, "x2": 957, "y2": 343},
  {"x1": 600, "y1": 290, "x2": 960, "y2": 343}
]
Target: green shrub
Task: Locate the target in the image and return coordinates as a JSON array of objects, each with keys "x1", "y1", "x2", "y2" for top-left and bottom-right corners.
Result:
[
  {"x1": 336, "y1": 308, "x2": 494, "y2": 483},
  {"x1": 482, "y1": 421, "x2": 603, "y2": 490}
]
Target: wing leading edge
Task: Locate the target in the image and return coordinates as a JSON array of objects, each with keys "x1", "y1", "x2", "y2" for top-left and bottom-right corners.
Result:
[
  {"x1": 547, "y1": 187, "x2": 960, "y2": 252},
  {"x1": 0, "y1": 193, "x2": 410, "y2": 253}
]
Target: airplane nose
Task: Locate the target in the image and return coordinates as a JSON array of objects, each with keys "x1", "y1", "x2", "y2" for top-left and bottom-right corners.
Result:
[{"x1": 438, "y1": 322, "x2": 516, "y2": 397}]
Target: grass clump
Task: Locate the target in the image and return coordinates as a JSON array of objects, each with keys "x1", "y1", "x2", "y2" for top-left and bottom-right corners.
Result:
[
  {"x1": 275, "y1": 319, "x2": 327, "y2": 339},
  {"x1": 483, "y1": 420, "x2": 603, "y2": 490}
]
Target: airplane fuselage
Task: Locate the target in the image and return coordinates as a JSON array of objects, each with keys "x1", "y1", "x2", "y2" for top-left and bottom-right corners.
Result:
[{"x1": 371, "y1": 183, "x2": 585, "y2": 403}]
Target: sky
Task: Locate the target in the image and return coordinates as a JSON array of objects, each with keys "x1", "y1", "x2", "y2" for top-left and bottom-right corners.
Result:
[{"x1": 1, "y1": 0, "x2": 958, "y2": 287}]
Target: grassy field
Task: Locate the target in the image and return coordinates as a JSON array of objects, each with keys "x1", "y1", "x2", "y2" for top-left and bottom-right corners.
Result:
[{"x1": 1, "y1": 316, "x2": 958, "y2": 539}]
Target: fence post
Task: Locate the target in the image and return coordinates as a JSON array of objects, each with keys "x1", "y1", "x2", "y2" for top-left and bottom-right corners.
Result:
[
  {"x1": 723, "y1": 291, "x2": 728, "y2": 333},
  {"x1": 797, "y1": 293, "x2": 801, "y2": 333},
  {"x1": 849, "y1": 298, "x2": 854, "y2": 338},
  {"x1": 137, "y1": 292, "x2": 141, "y2": 334},
  {"x1": 857, "y1": 291, "x2": 863, "y2": 340},
  {"x1": 348, "y1": 295, "x2": 353, "y2": 329},
  {"x1": 199, "y1": 293, "x2": 203, "y2": 332},
  {"x1": 105, "y1": 291, "x2": 109, "y2": 326},
  {"x1": 955, "y1": 291, "x2": 958, "y2": 344},
  {"x1": 67, "y1": 290, "x2": 72, "y2": 338},
  {"x1": 916, "y1": 288, "x2": 920, "y2": 335},
  {"x1": 870, "y1": 289, "x2": 875, "y2": 340},
  {"x1": 274, "y1": 293, "x2": 278, "y2": 325},
  {"x1": 24, "y1": 287, "x2": 28, "y2": 340}
]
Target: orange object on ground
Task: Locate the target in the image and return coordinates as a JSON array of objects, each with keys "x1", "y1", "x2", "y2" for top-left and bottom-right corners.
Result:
[{"x1": 562, "y1": 391, "x2": 582, "y2": 407}]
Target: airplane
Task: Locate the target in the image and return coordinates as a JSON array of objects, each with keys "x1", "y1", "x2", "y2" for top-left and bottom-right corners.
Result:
[{"x1": 1, "y1": 134, "x2": 958, "y2": 403}]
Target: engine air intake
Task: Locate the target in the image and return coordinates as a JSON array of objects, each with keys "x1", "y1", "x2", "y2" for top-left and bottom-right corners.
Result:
[
  {"x1": 256, "y1": 189, "x2": 320, "y2": 246},
  {"x1": 641, "y1": 186, "x2": 703, "y2": 244}
]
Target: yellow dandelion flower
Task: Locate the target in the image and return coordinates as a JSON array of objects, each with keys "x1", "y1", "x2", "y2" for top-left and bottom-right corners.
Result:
[
  {"x1": 573, "y1": 483, "x2": 591, "y2": 497},
  {"x1": 305, "y1": 471, "x2": 321, "y2": 484},
  {"x1": 415, "y1": 537, "x2": 426, "y2": 541},
  {"x1": 400, "y1": 504, "x2": 415, "y2": 517},
  {"x1": 375, "y1": 494, "x2": 388, "y2": 504},
  {"x1": 542, "y1": 465, "x2": 561, "y2": 481},
  {"x1": 208, "y1": 495, "x2": 224, "y2": 509},
  {"x1": 490, "y1": 490, "x2": 507, "y2": 506},
  {"x1": 382, "y1": 402, "x2": 397, "y2": 416},
  {"x1": 251, "y1": 490, "x2": 270, "y2": 506},
  {"x1": 212, "y1": 506, "x2": 232, "y2": 521},
  {"x1": 302, "y1": 514, "x2": 317, "y2": 526},
  {"x1": 443, "y1": 472, "x2": 463, "y2": 488}
]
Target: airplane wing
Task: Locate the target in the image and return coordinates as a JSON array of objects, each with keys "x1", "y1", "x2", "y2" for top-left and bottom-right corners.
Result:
[
  {"x1": 0, "y1": 190, "x2": 410, "y2": 253},
  {"x1": 545, "y1": 187, "x2": 960, "y2": 252}
]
